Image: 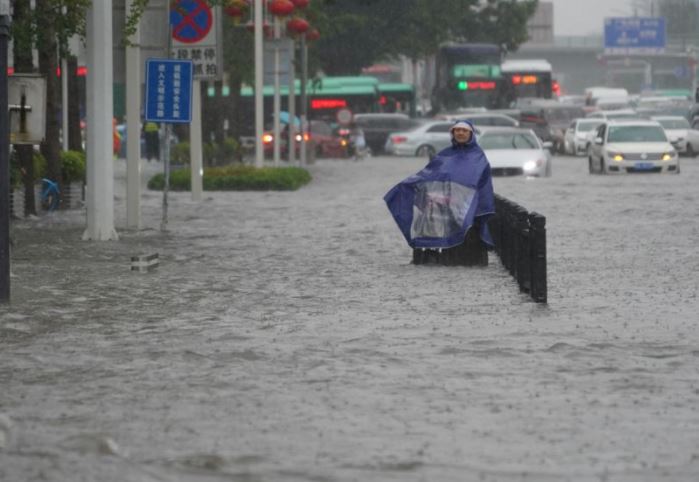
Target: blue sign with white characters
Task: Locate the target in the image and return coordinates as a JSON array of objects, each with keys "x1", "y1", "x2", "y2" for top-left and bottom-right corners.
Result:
[
  {"x1": 604, "y1": 17, "x2": 666, "y2": 55},
  {"x1": 144, "y1": 59, "x2": 193, "y2": 123}
]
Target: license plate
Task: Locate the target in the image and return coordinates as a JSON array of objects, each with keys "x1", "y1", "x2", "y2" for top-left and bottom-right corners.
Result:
[{"x1": 634, "y1": 162, "x2": 655, "y2": 170}]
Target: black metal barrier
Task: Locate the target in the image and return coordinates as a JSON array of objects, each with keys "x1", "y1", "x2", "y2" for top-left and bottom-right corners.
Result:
[{"x1": 488, "y1": 194, "x2": 547, "y2": 303}]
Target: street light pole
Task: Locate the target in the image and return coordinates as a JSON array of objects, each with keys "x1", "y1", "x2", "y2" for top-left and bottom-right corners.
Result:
[{"x1": 0, "y1": 0, "x2": 11, "y2": 303}]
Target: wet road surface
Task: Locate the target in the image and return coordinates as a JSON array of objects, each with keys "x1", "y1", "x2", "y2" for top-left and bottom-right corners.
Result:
[{"x1": 2, "y1": 154, "x2": 699, "y2": 481}]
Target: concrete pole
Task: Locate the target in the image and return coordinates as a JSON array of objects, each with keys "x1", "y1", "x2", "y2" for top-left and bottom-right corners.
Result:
[
  {"x1": 83, "y1": 1, "x2": 118, "y2": 241},
  {"x1": 273, "y1": 17, "x2": 281, "y2": 166},
  {"x1": 254, "y1": 0, "x2": 264, "y2": 168},
  {"x1": 288, "y1": 40, "x2": 296, "y2": 165},
  {"x1": 125, "y1": 0, "x2": 141, "y2": 230},
  {"x1": 190, "y1": 79, "x2": 203, "y2": 201}
]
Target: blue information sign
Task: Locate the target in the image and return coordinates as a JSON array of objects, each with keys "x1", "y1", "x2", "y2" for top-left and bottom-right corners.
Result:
[
  {"x1": 144, "y1": 59, "x2": 193, "y2": 123},
  {"x1": 604, "y1": 17, "x2": 666, "y2": 55}
]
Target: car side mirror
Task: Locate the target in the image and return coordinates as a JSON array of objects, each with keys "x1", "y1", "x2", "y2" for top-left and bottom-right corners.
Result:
[{"x1": 594, "y1": 137, "x2": 603, "y2": 145}]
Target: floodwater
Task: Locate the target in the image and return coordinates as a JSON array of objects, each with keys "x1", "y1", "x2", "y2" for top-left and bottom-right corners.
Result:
[{"x1": 1, "y1": 154, "x2": 699, "y2": 481}]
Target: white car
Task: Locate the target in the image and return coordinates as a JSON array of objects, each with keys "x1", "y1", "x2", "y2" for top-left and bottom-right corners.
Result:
[
  {"x1": 585, "y1": 109, "x2": 640, "y2": 121},
  {"x1": 650, "y1": 116, "x2": 699, "y2": 157},
  {"x1": 564, "y1": 118, "x2": 603, "y2": 156},
  {"x1": 478, "y1": 127, "x2": 552, "y2": 177},
  {"x1": 587, "y1": 120, "x2": 679, "y2": 174},
  {"x1": 384, "y1": 120, "x2": 454, "y2": 157}
]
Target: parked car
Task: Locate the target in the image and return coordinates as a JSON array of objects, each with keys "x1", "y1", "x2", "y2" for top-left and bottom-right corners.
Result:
[
  {"x1": 519, "y1": 102, "x2": 586, "y2": 154},
  {"x1": 587, "y1": 120, "x2": 679, "y2": 174},
  {"x1": 384, "y1": 120, "x2": 454, "y2": 158},
  {"x1": 650, "y1": 115, "x2": 699, "y2": 157},
  {"x1": 353, "y1": 113, "x2": 419, "y2": 154},
  {"x1": 478, "y1": 127, "x2": 552, "y2": 177},
  {"x1": 564, "y1": 118, "x2": 603, "y2": 156}
]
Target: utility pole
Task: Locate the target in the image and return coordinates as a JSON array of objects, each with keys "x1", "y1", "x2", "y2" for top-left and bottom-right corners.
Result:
[{"x1": 0, "y1": 0, "x2": 11, "y2": 303}]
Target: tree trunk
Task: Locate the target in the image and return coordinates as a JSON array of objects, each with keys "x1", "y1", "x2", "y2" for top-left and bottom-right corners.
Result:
[
  {"x1": 67, "y1": 55, "x2": 83, "y2": 152},
  {"x1": 11, "y1": 0, "x2": 37, "y2": 216},
  {"x1": 36, "y1": 0, "x2": 62, "y2": 187}
]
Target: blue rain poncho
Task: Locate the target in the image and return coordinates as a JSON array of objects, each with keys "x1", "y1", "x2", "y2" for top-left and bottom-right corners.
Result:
[{"x1": 384, "y1": 120, "x2": 495, "y2": 249}]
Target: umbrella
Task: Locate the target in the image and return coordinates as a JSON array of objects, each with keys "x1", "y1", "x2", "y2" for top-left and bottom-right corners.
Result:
[{"x1": 278, "y1": 111, "x2": 301, "y2": 126}]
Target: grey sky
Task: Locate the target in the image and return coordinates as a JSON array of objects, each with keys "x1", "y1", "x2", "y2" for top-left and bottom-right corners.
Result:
[{"x1": 549, "y1": 0, "x2": 634, "y2": 36}]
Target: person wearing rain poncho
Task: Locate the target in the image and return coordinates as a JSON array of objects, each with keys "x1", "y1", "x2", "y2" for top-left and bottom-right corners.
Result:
[{"x1": 383, "y1": 120, "x2": 495, "y2": 265}]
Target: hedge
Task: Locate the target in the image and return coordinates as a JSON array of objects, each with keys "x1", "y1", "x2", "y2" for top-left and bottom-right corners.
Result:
[{"x1": 147, "y1": 165, "x2": 312, "y2": 191}]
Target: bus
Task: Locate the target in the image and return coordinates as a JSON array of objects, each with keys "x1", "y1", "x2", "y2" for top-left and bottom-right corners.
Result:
[
  {"x1": 501, "y1": 59, "x2": 554, "y2": 102},
  {"x1": 431, "y1": 42, "x2": 506, "y2": 113}
]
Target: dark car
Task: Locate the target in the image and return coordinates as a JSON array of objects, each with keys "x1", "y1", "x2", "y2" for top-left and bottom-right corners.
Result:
[
  {"x1": 353, "y1": 113, "x2": 420, "y2": 154},
  {"x1": 263, "y1": 119, "x2": 346, "y2": 159},
  {"x1": 519, "y1": 102, "x2": 585, "y2": 154}
]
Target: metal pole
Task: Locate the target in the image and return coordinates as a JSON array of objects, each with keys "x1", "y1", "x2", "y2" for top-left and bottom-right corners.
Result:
[
  {"x1": 288, "y1": 40, "x2": 296, "y2": 165},
  {"x1": 190, "y1": 79, "x2": 203, "y2": 201},
  {"x1": 299, "y1": 35, "x2": 307, "y2": 166},
  {"x1": 0, "y1": 2, "x2": 11, "y2": 303},
  {"x1": 61, "y1": 57, "x2": 69, "y2": 151},
  {"x1": 273, "y1": 17, "x2": 281, "y2": 166},
  {"x1": 254, "y1": 0, "x2": 264, "y2": 168}
]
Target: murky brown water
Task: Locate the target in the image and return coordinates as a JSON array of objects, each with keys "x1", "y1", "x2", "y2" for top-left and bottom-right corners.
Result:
[{"x1": 2, "y1": 155, "x2": 699, "y2": 481}]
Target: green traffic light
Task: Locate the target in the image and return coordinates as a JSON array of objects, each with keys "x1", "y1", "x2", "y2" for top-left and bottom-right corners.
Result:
[{"x1": 458, "y1": 81, "x2": 468, "y2": 90}]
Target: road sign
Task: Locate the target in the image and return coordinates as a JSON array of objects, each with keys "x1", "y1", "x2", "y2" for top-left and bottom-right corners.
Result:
[
  {"x1": 170, "y1": 0, "x2": 212, "y2": 43},
  {"x1": 170, "y1": 1, "x2": 221, "y2": 80},
  {"x1": 604, "y1": 17, "x2": 666, "y2": 55},
  {"x1": 144, "y1": 59, "x2": 193, "y2": 123},
  {"x1": 336, "y1": 108, "x2": 353, "y2": 126}
]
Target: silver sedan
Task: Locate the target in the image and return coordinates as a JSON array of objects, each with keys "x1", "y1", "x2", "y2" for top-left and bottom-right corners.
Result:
[
  {"x1": 479, "y1": 127, "x2": 552, "y2": 177},
  {"x1": 384, "y1": 120, "x2": 455, "y2": 158}
]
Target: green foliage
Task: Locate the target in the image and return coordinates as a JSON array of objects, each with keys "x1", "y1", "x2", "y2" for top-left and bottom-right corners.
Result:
[
  {"x1": 34, "y1": 151, "x2": 48, "y2": 180},
  {"x1": 148, "y1": 165, "x2": 312, "y2": 191},
  {"x1": 60, "y1": 150, "x2": 86, "y2": 183},
  {"x1": 171, "y1": 142, "x2": 191, "y2": 165},
  {"x1": 219, "y1": 137, "x2": 240, "y2": 163}
]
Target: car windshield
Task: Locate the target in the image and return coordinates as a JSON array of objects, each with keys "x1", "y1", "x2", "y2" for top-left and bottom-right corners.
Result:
[
  {"x1": 577, "y1": 121, "x2": 602, "y2": 132},
  {"x1": 607, "y1": 125, "x2": 667, "y2": 143},
  {"x1": 657, "y1": 118, "x2": 690, "y2": 129},
  {"x1": 479, "y1": 132, "x2": 539, "y2": 150}
]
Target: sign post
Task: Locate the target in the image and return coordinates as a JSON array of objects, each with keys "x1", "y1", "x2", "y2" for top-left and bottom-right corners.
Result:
[
  {"x1": 170, "y1": 0, "x2": 221, "y2": 201},
  {"x1": 145, "y1": 58, "x2": 194, "y2": 231}
]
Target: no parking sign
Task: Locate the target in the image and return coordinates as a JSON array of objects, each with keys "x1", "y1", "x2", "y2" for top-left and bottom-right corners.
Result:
[{"x1": 170, "y1": 0, "x2": 222, "y2": 80}]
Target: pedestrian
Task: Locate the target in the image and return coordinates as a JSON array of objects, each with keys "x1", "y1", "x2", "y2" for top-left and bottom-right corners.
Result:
[
  {"x1": 144, "y1": 121, "x2": 160, "y2": 161},
  {"x1": 384, "y1": 119, "x2": 495, "y2": 265}
]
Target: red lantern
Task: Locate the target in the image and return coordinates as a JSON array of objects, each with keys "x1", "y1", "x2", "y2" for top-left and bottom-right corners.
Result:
[
  {"x1": 286, "y1": 17, "x2": 309, "y2": 35},
  {"x1": 225, "y1": 6, "x2": 244, "y2": 17},
  {"x1": 305, "y1": 28, "x2": 320, "y2": 41},
  {"x1": 268, "y1": 0, "x2": 295, "y2": 17},
  {"x1": 291, "y1": 0, "x2": 310, "y2": 9}
]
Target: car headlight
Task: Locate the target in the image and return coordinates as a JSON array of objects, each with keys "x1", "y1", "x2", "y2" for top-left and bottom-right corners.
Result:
[
  {"x1": 523, "y1": 159, "x2": 544, "y2": 172},
  {"x1": 607, "y1": 152, "x2": 624, "y2": 162},
  {"x1": 661, "y1": 152, "x2": 676, "y2": 161}
]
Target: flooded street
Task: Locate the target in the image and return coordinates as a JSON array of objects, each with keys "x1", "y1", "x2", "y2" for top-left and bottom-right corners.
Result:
[{"x1": 2, "y1": 154, "x2": 699, "y2": 481}]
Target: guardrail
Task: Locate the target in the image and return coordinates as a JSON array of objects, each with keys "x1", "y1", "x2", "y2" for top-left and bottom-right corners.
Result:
[{"x1": 488, "y1": 194, "x2": 547, "y2": 304}]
